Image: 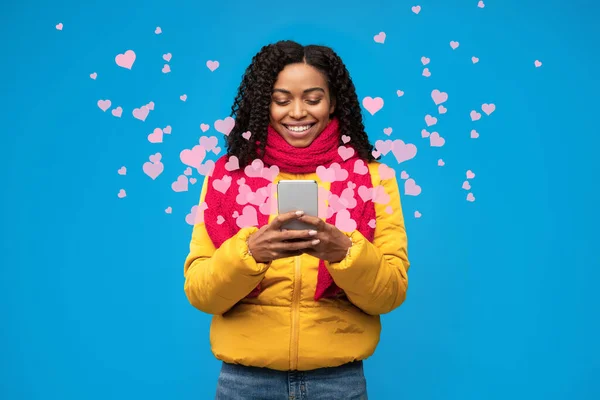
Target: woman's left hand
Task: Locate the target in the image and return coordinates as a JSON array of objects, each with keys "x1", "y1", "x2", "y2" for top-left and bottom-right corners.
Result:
[{"x1": 293, "y1": 214, "x2": 353, "y2": 263}]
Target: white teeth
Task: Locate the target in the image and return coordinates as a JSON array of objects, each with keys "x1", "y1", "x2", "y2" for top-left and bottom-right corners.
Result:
[{"x1": 286, "y1": 125, "x2": 312, "y2": 132}]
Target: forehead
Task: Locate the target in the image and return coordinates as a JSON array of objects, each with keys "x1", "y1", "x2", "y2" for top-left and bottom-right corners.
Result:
[{"x1": 273, "y1": 63, "x2": 329, "y2": 92}]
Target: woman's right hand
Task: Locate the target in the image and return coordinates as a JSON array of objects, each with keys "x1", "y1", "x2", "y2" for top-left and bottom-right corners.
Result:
[{"x1": 247, "y1": 211, "x2": 320, "y2": 263}]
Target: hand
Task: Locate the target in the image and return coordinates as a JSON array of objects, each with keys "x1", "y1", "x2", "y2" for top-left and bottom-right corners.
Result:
[
  {"x1": 294, "y1": 214, "x2": 353, "y2": 263},
  {"x1": 247, "y1": 211, "x2": 321, "y2": 263}
]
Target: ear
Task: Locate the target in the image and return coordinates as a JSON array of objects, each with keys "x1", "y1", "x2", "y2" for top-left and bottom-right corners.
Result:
[{"x1": 329, "y1": 96, "x2": 336, "y2": 114}]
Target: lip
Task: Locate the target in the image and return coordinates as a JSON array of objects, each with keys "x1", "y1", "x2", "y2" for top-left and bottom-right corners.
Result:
[{"x1": 282, "y1": 122, "x2": 316, "y2": 138}]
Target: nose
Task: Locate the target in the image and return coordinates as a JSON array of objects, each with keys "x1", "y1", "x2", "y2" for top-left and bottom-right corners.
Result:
[{"x1": 288, "y1": 101, "x2": 307, "y2": 119}]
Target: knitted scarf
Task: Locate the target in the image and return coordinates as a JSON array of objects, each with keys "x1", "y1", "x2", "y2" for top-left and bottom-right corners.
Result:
[{"x1": 203, "y1": 117, "x2": 375, "y2": 301}]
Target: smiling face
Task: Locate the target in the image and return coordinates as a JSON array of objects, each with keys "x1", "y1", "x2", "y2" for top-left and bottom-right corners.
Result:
[{"x1": 269, "y1": 63, "x2": 336, "y2": 148}]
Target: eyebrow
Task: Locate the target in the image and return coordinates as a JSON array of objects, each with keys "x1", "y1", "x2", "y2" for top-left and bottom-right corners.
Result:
[{"x1": 272, "y1": 87, "x2": 326, "y2": 95}]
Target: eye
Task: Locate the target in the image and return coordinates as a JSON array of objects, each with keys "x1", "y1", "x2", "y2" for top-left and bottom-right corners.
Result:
[
  {"x1": 306, "y1": 100, "x2": 321, "y2": 105},
  {"x1": 273, "y1": 100, "x2": 289, "y2": 106}
]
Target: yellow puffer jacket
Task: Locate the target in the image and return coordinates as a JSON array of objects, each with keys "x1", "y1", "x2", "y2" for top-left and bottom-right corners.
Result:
[{"x1": 183, "y1": 161, "x2": 410, "y2": 371}]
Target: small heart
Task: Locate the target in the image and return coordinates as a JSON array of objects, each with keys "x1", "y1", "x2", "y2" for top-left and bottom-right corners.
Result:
[
  {"x1": 383, "y1": 127, "x2": 392, "y2": 136},
  {"x1": 414, "y1": 211, "x2": 422, "y2": 218},
  {"x1": 232, "y1": 211, "x2": 240, "y2": 218},
  {"x1": 163, "y1": 53, "x2": 172, "y2": 62},
  {"x1": 470, "y1": 110, "x2": 481, "y2": 121},
  {"x1": 217, "y1": 215, "x2": 225, "y2": 225},
  {"x1": 437, "y1": 159, "x2": 445, "y2": 166},
  {"x1": 90, "y1": 72, "x2": 97, "y2": 80},
  {"x1": 477, "y1": 1, "x2": 485, "y2": 8},
  {"x1": 400, "y1": 171, "x2": 409, "y2": 179},
  {"x1": 162, "y1": 64, "x2": 171, "y2": 74},
  {"x1": 148, "y1": 128, "x2": 163, "y2": 143},
  {"x1": 368, "y1": 219, "x2": 376, "y2": 229},
  {"x1": 396, "y1": 90, "x2": 404, "y2": 97},
  {"x1": 425, "y1": 115, "x2": 437, "y2": 127},
  {"x1": 481, "y1": 103, "x2": 496, "y2": 116},
  {"x1": 466, "y1": 170, "x2": 476, "y2": 179},
  {"x1": 421, "y1": 56, "x2": 430, "y2": 65},
  {"x1": 242, "y1": 131, "x2": 252, "y2": 140},
  {"x1": 429, "y1": 132, "x2": 445, "y2": 147},
  {"x1": 373, "y1": 31, "x2": 386, "y2": 44},
  {"x1": 147, "y1": 101, "x2": 155, "y2": 110},
  {"x1": 470, "y1": 129, "x2": 479, "y2": 139},
  {"x1": 421, "y1": 129, "x2": 430, "y2": 138},
  {"x1": 411, "y1": 5, "x2": 421, "y2": 14},
  {"x1": 467, "y1": 193, "x2": 476, "y2": 202},
  {"x1": 472, "y1": 56, "x2": 479, "y2": 64},
  {"x1": 118, "y1": 166, "x2": 127, "y2": 175},
  {"x1": 450, "y1": 41, "x2": 460, "y2": 50},
  {"x1": 117, "y1": 189, "x2": 126, "y2": 198},
  {"x1": 341, "y1": 135, "x2": 351, "y2": 144},
  {"x1": 200, "y1": 123, "x2": 209, "y2": 132},
  {"x1": 190, "y1": 178, "x2": 197, "y2": 184},
  {"x1": 111, "y1": 107, "x2": 123, "y2": 118},
  {"x1": 155, "y1": 27, "x2": 162, "y2": 34},
  {"x1": 206, "y1": 60, "x2": 220, "y2": 72},
  {"x1": 184, "y1": 167, "x2": 192, "y2": 176},
  {"x1": 163, "y1": 125, "x2": 172, "y2": 134},
  {"x1": 462, "y1": 180, "x2": 471, "y2": 190},
  {"x1": 180, "y1": 94, "x2": 187, "y2": 101},
  {"x1": 55, "y1": 23, "x2": 63, "y2": 30},
  {"x1": 338, "y1": 146, "x2": 355, "y2": 161},
  {"x1": 535, "y1": 60, "x2": 542, "y2": 68},
  {"x1": 438, "y1": 105, "x2": 447, "y2": 114},
  {"x1": 165, "y1": 206, "x2": 172, "y2": 214},
  {"x1": 422, "y1": 68, "x2": 431, "y2": 77}
]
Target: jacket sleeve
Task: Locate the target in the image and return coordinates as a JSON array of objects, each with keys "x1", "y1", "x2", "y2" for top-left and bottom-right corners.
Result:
[
  {"x1": 324, "y1": 175, "x2": 410, "y2": 315},
  {"x1": 183, "y1": 176, "x2": 271, "y2": 315}
]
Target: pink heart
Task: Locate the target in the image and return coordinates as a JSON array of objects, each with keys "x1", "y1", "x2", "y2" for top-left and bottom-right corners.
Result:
[
  {"x1": 353, "y1": 159, "x2": 369, "y2": 175},
  {"x1": 368, "y1": 219, "x2": 376, "y2": 229},
  {"x1": 429, "y1": 132, "x2": 445, "y2": 147},
  {"x1": 225, "y1": 156, "x2": 240, "y2": 171},
  {"x1": 244, "y1": 159, "x2": 265, "y2": 178},
  {"x1": 118, "y1": 166, "x2": 127, "y2": 175},
  {"x1": 482, "y1": 103, "x2": 496, "y2": 115},
  {"x1": 422, "y1": 68, "x2": 431, "y2": 77},
  {"x1": 438, "y1": 159, "x2": 445, "y2": 166},
  {"x1": 396, "y1": 90, "x2": 404, "y2": 97},
  {"x1": 163, "y1": 125, "x2": 172, "y2": 134},
  {"x1": 155, "y1": 27, "x2": 162, "y2": 34},
  {"x1": 375, "y1": 140, "x2": 393, "y2": 155},
  {"x1": 400, "y1": 171, "x2": 409, "y2": 179},
  {"x1": 450, "y1": 41, "x2": 460, "y2": 50},
  {"x1": 213, "y1": 175, "x2": 232, "y2": 194},
  {"x1": 421, "y1": 129, "x2": 430, "y2": 138},
  {"x1": 143, "y1": 160, "x2": 164, "y2": 180},
  {"x1": 165, "y1": 206, "x2": 172, "y2": 214},
  {"x1": 214, "y1": 117, "x2": 235, "y2": 136},
  {"x1": 97, "y1": 99, "x2": 111, "y2": 112},
  {"x1": 162, "y1": 64, "x2": 171, "y2": 74},
  {"x1": 470, "y1": 129, "x2": 479, "y2": 139},
  {"x1": 421, "y1": 56, "x2": 430, "y2": 65},
  {"x1": 467, "y1": 193, "x2": 476, "y2": 202},
  {"x1": 200, "y1": 123, "x2": 210, "y2": 132},
  {"x1": 372, "y1": 150, "x2": 381, "y2": 158},
  {"x1": 183, "y1": 167, "x2": 192, "y2": 176},
  {"x1": 338, "y1": 146, "x2": 355, "y2": 161},
  {"x1": 472, "y1": 56, "x2": 479, "y2": 64},
  {"x1": 242, "y1": 131, "x2": 252, "y2": 140},
  {"x1": 90, "y1": 72, "x2": 97, "y2": 80},
  {"x1": 185, "y1": 203, "x2": 208, "y2": 225},
  {"x1": 372, "y1": 185, "x2": 391, "y2": 204},
  {"x1": 362, "y1": 96, "x2": 384, "y2": 115},
  {"x1": 163, "y1": 53, "x2": 172, "y2": 62},
  {"x1": 197, "y1": 160, "x2": 215, "y2": 177},
  {"x1": 206, "y1": 60, "x2": 220, "y2": 72},
  {"x1": 477, "y1": 1, "x2": 485, "y2": 8},
  {"x1": 470, "y1": 110, "x2": 481, "y2": 121},
  {"x1": 111, "y1": 107, "x2": 123, "y2": 117},
  {"x1": 466, "y1": 170, "x2": 475, "y2": 179},
  {"x1": 115, "y1": 50, "x2": 136, "y2": 69},
  {"x1": 148, "y1": 128, "x2": 163, "y2": 143},
  {"x1": 438, "y1": 105, "x2": 447, "y2": 114},
  {"x1": 341, "y1": 135, "x2": 351, "y2": 144},
  {"x1": 334, "y1": 209, "x2": 357, "y2": 233},
  {"x1": 383, "y1": 127, "x2": 392, "y2": 136},
  {"x1": 147, "y1": 101, "x2": 155, "y2": 110},
  {"x1": 180, "y1": 145, "x2": 206, "y2": 169},
  {"x1": 56, "y1": 23, "x2": 63, "y2": 30},
  {"x1": 199, "y1": 136, "x2": 218, "y2": 151},
  {"x1": 414, "y1": 211, "x2": 422, "y2": 218},
  {"x1": 232, "y1": 211, "x2": 240, "y2": 218},
  {"x1": 373, "y1": 32, "x2": 386, "y2": 44},
  {"x1": 316, "y1": 164, "x2": 348, "y2": 183},
  {"x1": 217, "y1": 215, "x2": 225, "y2": 225},
  {"x1": 236, "y1": 205, "x2": 258, "y2": 228},
  {"x1": 358, "y1": 186, "x2": 372, "y2": 202},
  {"x1": 411, "y1": 5, "x2": 421, "y2": 14},
  {"x1": 378, "y1": 163, "x2": 396, "y2": 180},
  {"x1": 534, "y1": 60, "x2": 542, "y2": 67},
  {"x1": 171, "y1": 175, "x2": 189, "y2": 192},
  {"x1": 431, "y1": 89, "x2": 448, "y2": 105},
  {"x1": 149, "y1": 153, "x2": 162, "y2": 163},
  {"x1": 462, "y1": 180, "x2": 471, "y2": 190},
  {"x1": 425, "y1": 114, "x2": 437, "y2": 126},
  {"x1": 132, "y1": 106, "x2": 150, "y2": 121},
  {"x1": 392, "y1": 140, "x2": 418, "y2": 164},
  {"x1": 404, "y1": 179, "x2": 421, "y2": 196},
  {"x1": 261, "y1": 165, "x2": 279, "y2": 182},
  {"x1": 180, "y1": 94, "x2": 187, "y2": 101},
  {"x1": 117, "y1": 189, "x2": 126, "y2": 198},
  {"x1": 213, "y1": 146, "x2": 221, "y2": 155}
]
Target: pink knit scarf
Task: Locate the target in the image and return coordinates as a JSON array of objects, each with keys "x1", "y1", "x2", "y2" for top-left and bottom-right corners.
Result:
[{"x1": 203, "y1": 118, "x2": 375, "y2": 300}]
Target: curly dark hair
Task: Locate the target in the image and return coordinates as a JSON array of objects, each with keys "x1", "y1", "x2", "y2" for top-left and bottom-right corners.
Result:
[{"x1": 225, "y1": 40, "x2": 379, "y2": 168}]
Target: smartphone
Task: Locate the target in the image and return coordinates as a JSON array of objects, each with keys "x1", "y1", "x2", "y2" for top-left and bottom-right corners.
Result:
[{"x1": 277, "y1": 180, "x2": 319, "y2": 231}]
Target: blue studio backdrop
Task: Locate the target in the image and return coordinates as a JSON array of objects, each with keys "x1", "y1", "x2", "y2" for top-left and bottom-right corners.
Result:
[{"x1": 1, "y1": 0, "x2": 599, "y2": 399}]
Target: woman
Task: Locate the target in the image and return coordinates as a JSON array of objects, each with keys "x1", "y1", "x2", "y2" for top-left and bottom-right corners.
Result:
[{"x1": 183, "y1": 40, "x2": 410, "y2": 399}]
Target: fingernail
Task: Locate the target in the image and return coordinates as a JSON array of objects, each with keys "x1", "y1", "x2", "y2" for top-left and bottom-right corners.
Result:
[
  {"x1": 311, "y1": 239, "x2": 320, "y2": 245},
  {"x1": 296, "y1": 210, "x2": 304, "y2": 216},
  {"x1": 308, "y1": 230, "x2": 317, "y2": 236}
]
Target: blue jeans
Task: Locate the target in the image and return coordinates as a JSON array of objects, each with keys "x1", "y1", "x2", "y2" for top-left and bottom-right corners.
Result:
[{"x1": 215, "y1": 360, "x2": 368, "y2": 400}]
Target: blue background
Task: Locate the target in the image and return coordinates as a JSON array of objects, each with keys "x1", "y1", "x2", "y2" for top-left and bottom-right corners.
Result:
[{"x1": 2, "y1": 0, "x2": 598, "y2": 399}]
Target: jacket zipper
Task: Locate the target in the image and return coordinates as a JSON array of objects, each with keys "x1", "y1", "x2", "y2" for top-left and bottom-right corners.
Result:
[{"x1": 290, "y1": 255, "x2": 301, "y2": 370}]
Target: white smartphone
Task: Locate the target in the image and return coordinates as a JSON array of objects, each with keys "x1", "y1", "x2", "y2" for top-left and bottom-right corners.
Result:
[{"x1": 277, "y1": 180, "x2": 319, "y2": 231}]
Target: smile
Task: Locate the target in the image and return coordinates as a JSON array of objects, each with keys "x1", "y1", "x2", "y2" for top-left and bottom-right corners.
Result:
[{"x1": 283, "y1": 123, "x2": 316, "y2": 137}]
